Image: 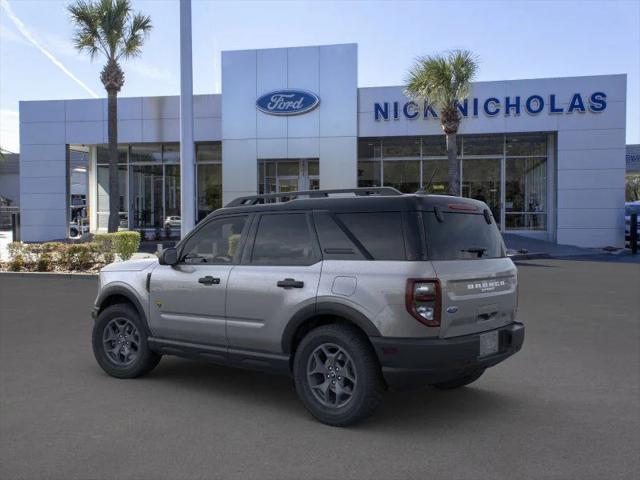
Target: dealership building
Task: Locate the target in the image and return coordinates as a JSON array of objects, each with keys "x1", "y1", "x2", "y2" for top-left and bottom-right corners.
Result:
[{"x1": 19, "y1": 43, "x2": 627, "y2": 247}]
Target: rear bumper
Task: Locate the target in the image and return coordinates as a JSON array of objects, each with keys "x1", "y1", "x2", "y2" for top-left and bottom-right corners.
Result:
[{"x1": 370, "y1": 322, "x2": 524, "y2": 390}]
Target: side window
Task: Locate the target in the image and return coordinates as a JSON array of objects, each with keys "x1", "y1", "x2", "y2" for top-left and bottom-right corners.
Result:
[
  {"x1": 313, "y1": 212, "x2": 365, "y2": 260},
  {"x1": 180, "y1": 216, "x2": 248, "y2": 264},
  {"x1": 251, "y1": 213, "x2": 318, "y2": 266},
  {"x1": 336, "y1": 212, "x2": 406, "y2": 260}
]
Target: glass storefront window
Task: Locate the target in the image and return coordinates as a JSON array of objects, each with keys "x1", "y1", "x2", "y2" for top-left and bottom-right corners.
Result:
[
  {"x1": 197, "y1": 163, "x2": 222, "y2": 221},
  {"x1": 505, "y1": 157, "x2": 547, "y2": 230},
  {"x1": 130, "y1": 164, "x2": 164, "y2": 229},
  {"x1": 420, "y1": 136, "x2": 447, "y2": 157},
  {"x1": 381, "y1": 137, "x2": 420, "y2": 159},
  {"x1": 130, "y1": 144, "x2": 162, "y2": 163},
  {"x1": 97, "y1": 164, "x2": 128, "y2": 229},
  {"x1": 506, "y1": 133, "x2": 547, "y2": 156},
  {"x1": 163, "y1": 144, "x2": 180, "y2": 163},
  {"x1": 196, "y1": 143, "x2": 222, "y2": 222},
  {"x1": 357, "y1": 161, "x2": 381, "y2": 187},
  {"x1": 164, "y1": 164, "x2": 181, "y2": 219},
  {"x1": 97, "y1": 145, "x2": 127, "y2": 164},
  {"x1": 462, "y1": 158, "x2": 502, "y2": 224},
  {"x1": 463, "y1": 135, "x2": 503, "y2": 156},
  {"x1": 383, "y1": 160, "x2": 420, "y2": 193},
  {"x1": 196, "y1": 143, "x2": 222, "y2": 162}
]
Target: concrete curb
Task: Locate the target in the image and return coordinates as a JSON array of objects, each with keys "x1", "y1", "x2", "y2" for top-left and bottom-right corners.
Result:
[{"x1": 0, "y1": 271, "x2": 98, "y2": 280}]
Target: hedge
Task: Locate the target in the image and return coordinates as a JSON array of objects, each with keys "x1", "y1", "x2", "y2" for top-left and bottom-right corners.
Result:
[{"x1": 3, "y1": 231, "x2": 142, "y2": 272}]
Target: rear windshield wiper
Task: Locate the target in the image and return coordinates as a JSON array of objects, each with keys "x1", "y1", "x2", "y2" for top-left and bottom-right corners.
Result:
[{"x1": 460, "y1": 247, "x2": 487, "y2": 258}]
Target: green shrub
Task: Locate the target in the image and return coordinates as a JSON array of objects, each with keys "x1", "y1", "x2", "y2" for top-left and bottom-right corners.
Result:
[
  {"x1": 8, "y1": 254, "x2": 25, "y2": 272},
  {"x1": 61, "y1": 243, "x2": 102, "y2": 271},
  {"x1": 111, "y1": 231, "x2": 141, "y2": 260},
  {"x1": 36, "y1": 253, "x2": 53, "y2": 272},
  {"x1": 93, "y1": 233, "x2": 113, "y2": 252},
  {"x1": 7, "y1": 242, "x2": 26, "y2": 259}
]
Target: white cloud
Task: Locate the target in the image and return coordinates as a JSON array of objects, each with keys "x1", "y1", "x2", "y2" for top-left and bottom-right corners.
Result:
[
  {"x1": 0, "y1": 0, "x2": 99, "y2": 98},
  {"x1": 0, "y1": 109, "x2": 19, "y2": 153}
]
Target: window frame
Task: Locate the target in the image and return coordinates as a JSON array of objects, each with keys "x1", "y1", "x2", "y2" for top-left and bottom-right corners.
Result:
[
  {"x1": 176, "y1": 213, "x2": 252, "y2": 266},
  {"x1": 241, "y1": 211, "x2": 321, "y2": 267}
]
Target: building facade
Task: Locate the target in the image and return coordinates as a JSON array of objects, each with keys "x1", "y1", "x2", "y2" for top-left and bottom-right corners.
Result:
[{"x1": 19, "y1": 43, "x2": 627, "y2": 247}]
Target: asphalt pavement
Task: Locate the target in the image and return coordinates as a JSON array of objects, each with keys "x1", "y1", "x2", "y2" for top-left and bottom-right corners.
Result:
[{"x1": 0, "y1": 258, "x2": 638, "y2": 480}]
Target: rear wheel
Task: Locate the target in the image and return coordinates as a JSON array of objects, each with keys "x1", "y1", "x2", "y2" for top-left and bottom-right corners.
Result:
[
  {"x1": 293, "y1": 324, "x2": 384, "y2": 427},
  {"x1": 430, "y1": 368, "x2": 485, "y2": 390},
  {"x1": 92, "y1": 303, "x2": 161, "y2": 379}
]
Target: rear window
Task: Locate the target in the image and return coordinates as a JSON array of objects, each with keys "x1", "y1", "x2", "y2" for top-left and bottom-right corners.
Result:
[
  {"x1": 335, "y1": 212, "x2": 406, "y2": 260},
  {"x1": 423, "y1": 212, "x2": 505, "y2": 260}
]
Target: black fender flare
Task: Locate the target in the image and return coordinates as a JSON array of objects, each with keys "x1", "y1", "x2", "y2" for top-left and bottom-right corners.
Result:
[
  {"x1": 281, "y1": 301, "x2": 381, "y2": 354},
  {"x1": 95, "y1": 284, "x2": 151, "y2": 335}
]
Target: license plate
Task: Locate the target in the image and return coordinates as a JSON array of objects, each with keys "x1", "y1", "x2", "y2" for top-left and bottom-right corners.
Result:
[{"x1": 479, "y1": 331, "x2": 499, "y2": 357}]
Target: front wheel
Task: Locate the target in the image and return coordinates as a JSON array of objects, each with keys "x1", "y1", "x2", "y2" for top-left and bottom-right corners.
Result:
[
  {"x1": 430, "y1": 368, "x2": 485, "y2": 390},
  {"x1": 92, "y1": 303, "x2": 161, "y2": 379},
  {"x1": 293, "y1": 324, "x2": 384, "y2": 427}
]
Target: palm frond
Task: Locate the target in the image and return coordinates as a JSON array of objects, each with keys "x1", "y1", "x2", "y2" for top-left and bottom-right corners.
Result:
[
  {"x1": 405, "y1": 49, "x2": 479, "y2": 111},
  {"x1": 68, "y1": 0, "x2": 152, "y2": 64},
  {"x1": 118, "y1": 13, "x2": 152, "y2": 60}
]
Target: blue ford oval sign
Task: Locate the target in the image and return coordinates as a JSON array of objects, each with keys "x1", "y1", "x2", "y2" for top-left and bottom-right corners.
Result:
[{"x1": 256, "y1": 90, "x2": 320, "y2": 116}]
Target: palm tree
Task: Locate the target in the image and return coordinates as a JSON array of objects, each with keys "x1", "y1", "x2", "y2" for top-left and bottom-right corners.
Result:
[
  {"x1": 405, "y1": 50, "x2": 478, "y2": 196},
  {"x1": 68, "y1": 0, "x2": 152, "y2": 232}
]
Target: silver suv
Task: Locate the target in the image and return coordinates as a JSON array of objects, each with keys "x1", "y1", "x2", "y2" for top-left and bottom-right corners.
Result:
[{"x1": 91, "y1": 188, "x2": 524, "y2": 426}]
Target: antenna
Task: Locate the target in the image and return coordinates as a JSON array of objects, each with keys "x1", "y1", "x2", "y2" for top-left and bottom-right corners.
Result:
[{"x1": 424, "y1": 167, "x2": 438, "y2": 193}]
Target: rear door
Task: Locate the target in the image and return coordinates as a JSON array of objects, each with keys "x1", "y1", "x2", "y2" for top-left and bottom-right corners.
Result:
[
  {"x1": 423, "y1": 210, "x2": 517, "y2": 338},
  {"x1": 149, "y1": 214, "x2": 250, "y2": 346},
  {"x1": 226, "y1": 212, "x2": 322, "y2": 353}
]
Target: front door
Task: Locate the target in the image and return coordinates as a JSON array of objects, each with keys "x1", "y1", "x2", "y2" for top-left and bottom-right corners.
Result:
[
  {"x1": 226, "y1": 212, "x2": 322, "y2": 353},
  {"x1": 148, "y1": 214, "x2": 250, "y2": 346}
]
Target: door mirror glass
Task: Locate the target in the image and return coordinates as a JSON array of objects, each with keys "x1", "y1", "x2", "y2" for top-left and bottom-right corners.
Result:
[{"x1": 159, "y1": 247, "x2": 178, "y2": 266}]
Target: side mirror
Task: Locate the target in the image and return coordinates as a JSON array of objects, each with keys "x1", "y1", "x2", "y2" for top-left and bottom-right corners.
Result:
[{"x1": 159, "y1": 247, "x2": 178, "y2": 266}]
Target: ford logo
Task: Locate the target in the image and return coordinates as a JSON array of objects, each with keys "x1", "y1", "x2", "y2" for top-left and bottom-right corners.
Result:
[{"x1": 256, "y1": 89, "x2": 320, "y2": 116}]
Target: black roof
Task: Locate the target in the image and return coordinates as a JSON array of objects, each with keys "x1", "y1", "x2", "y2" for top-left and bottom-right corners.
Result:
[{"x1": 210, "y1": 190, "x2": 489, "y2": 218}]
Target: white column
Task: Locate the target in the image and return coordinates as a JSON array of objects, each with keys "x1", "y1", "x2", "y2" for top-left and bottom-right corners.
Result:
[{"x1": 179, "y1": 0, "x2": 195, "y2": 237}]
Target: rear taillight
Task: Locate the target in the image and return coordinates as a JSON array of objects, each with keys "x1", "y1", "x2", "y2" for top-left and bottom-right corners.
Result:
[{"x1": 405, "y1": 279, "x2": 441, "y2": 327}]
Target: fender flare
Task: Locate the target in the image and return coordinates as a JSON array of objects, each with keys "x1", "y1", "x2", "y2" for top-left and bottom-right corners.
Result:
[
  {"x1": 281, "y1": 301, "x2": 381, "y2": 354},
  {"x1": 95, "y1": 284, "x2": 151, "y2": 335}
]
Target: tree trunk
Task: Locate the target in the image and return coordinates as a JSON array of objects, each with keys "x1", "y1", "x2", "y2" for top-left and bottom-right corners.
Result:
[
  {"x1": 446, "y1": 132, "x2": 460, "y2": 196},
  {"x1": 107, "y1": 90, "x2": 120, "y2": 233}
]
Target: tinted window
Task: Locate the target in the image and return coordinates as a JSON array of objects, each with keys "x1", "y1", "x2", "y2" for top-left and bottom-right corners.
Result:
[
  {"x1": 424, "y1": 212, "x2": 505, "y2": 260},
  {"x1": 313, "y1": 212, "x2": 365, "y2": 260},
  {"x1": 336, "y1": 212, "x2": 405, "y2": 260},
  {"x1": 251, "y1": 214, "x2": 317, "y2": 265},
  {"x1": 181, "y1": 216, "x2": 247, "y2": 264}
]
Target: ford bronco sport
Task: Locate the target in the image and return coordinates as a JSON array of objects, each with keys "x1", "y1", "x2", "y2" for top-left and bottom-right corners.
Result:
[{"x1": 91, "y1": 188, "x2": 524, "y2": 426}]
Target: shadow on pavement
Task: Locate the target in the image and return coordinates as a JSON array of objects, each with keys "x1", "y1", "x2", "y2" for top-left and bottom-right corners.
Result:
[{"x1": 137, "y1": 356, "x2": 522, "y2": 432}]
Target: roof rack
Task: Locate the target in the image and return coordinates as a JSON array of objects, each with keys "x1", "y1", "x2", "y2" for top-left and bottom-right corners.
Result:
[{"x1": 225, "y1": 187, "x2": 403, "y2": 207}]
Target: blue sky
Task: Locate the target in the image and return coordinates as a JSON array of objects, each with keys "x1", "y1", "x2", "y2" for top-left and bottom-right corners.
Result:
[{"x1": 1, "y1": 0, "x2": 638, "y2": 152}]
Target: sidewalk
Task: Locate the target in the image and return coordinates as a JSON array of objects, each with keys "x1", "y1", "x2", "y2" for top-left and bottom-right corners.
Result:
[{"x1": 503, "y1": 233, "x2": 639, "y2": 263}]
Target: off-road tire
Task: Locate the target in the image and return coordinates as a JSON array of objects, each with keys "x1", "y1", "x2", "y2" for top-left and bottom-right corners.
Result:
[
  {"x1": 92, "y1": 303, "x2": 161, "y2": 379},
  {"x1": 431, "y1": 368, "x2": 485, "y2": 390},
  {"x1": 293, "y1": 324, "x2": 384, "y2": 427}
]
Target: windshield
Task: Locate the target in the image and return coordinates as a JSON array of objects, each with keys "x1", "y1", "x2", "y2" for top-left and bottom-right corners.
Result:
[{"x1": 423, "y1": 211, "x2": 506, "y2": 260}]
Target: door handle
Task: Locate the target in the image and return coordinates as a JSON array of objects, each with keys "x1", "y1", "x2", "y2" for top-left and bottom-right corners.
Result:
[
  {"x1": 198, "y1": 276, "x2": 220, "y2": 285},
  {"x1": 277, "y1": 278, "x2": 304, "y2": 288}
]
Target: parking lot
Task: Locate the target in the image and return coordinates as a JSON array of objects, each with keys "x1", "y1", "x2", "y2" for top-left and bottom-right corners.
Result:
[{"x1": 1, "y1": 258, "x2": 638, "y2": 480}]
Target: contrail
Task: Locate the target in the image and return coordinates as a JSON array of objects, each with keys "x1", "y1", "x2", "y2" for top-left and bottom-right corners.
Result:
[{"x1": 0, "y1": 0, "x2": 100, "y2": 98}]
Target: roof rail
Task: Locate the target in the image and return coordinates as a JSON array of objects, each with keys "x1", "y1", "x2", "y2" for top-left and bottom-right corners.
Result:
[{"x1": 225, "y1": 187, "x2": 403, "y2": 207}]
